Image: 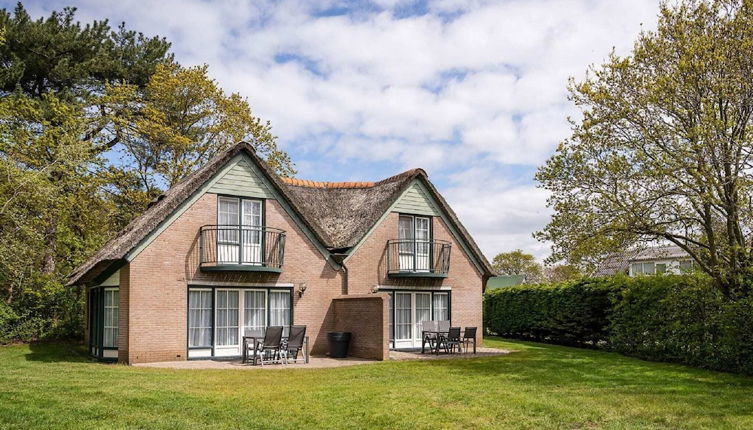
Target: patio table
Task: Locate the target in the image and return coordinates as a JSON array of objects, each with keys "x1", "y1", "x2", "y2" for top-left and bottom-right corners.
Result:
[{"x1": 242, "y1": 335, "x2": 309, "y2": 365}]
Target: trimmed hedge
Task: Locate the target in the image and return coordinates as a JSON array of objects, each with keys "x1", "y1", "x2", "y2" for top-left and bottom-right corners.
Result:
[
  {"x1": 484, "y1": 275, "x2": 753, "y2": 375},
  {"x1": 485, "y1": 278, "x2": 616, "y2": 347}
]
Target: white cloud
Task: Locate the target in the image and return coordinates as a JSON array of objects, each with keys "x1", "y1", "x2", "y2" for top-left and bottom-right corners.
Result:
[{"x1": 24, "y1": 0, "x2": 662, "y2": 260}]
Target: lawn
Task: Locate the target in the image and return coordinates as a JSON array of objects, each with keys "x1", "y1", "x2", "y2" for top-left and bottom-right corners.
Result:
[{"x1": 1, "y1": 338, "x2": 752, "y2": 429}]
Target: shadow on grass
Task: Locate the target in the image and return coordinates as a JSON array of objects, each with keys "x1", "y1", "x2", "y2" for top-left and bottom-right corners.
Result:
[{"x1": 25, "y1": 341, "x2": 94, "y2": 363}]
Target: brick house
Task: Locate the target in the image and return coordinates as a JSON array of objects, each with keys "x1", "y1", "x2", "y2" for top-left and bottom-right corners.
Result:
[{"x1": 69, "y1": 142, "x2": 493, "y2": 364}]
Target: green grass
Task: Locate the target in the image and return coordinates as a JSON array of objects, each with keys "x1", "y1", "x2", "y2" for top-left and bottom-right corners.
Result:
[{"x1": 1, "y1": 338, "x2": 752, "y2": 429}]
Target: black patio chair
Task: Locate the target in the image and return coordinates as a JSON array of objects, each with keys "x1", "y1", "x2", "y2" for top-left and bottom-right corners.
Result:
[
  {"x1": 283, "y1": 325, "x2": 307, "y2": 364},
  {"x1": 421, "y1": 320, "x2": 438, "y2": 353},
  {"x1": 243, "y1": 328, "x2": 264, "y2": 364},
  {"x1": 256, "y1": 326, "x2": 284, "y2": 366},
  {"x1": 441, "y1": 327, "x2": 462, "y2": 354},
  {"x1": 463, "y1": 327, "x2": 477, "y2": 354}
]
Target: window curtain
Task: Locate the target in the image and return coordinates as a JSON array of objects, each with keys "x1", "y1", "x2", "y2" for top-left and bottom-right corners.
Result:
[
  {"x1": 398, "y1": 216, "x2": 414, "y2": 270},
  {"x1": 415, "y1": 293, "x2": 431, "y2": 339},
  {"x1": 432, "y1": 293, "x2": 449, "y2": 322},
  {"x1": 103, "y1": 289, "x2": 119, "y2": 348},
  {"x1": 269, "y1": 291, "x2": 291, "y2": 336},
  {"x1": 395, "y1": 293, "x2": 412, "y2": 340},
  {"x1": 241, "y1": 200, "x2": 262, "y2": 264},
  {"x1": 215, "y1": 290, "x2": 239, "y2": 346},
  {"x1": 188, "y1": 290, "x2": 212, "y2": 347},
  {"x1": 217, "y1": 197, "x2": 240, "y2": 263},
  {"x1": 244, "y1": 290, "x2": 266, "y2": 333}
]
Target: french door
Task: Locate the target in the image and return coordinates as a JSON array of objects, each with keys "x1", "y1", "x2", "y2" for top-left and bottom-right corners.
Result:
[
  {"x1": 189, "y1": 288, "x2": 292, "y2": 358},
  {"x1": 398, "y1": 215, "x2": 431, "y2": 272},
  {"x1": 217, "y1": 197, "x2": 263, "y2": 265},
  {"x1": 392, "y1": 292, "x2": 433, "y2": 348}
]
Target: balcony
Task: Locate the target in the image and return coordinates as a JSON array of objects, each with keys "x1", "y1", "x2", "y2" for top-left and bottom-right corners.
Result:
[
  {"x1": 386, "y1": 239, "x2": 451, "y2": 278},
  {"x1": 199, "y1": 225, "x2": 286, "y2": 273}
]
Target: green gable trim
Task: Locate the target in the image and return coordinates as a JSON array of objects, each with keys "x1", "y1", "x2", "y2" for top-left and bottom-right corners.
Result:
[
  {"x1": 125, "y1": 153, "x2": 339, "y2": 270},
  {"x1": 391, "y1": 181, "x2": 439, "y2": 216},
  {"x1": 344, "y1": 178, "x2": 484, "y2": 275},
  {"x1": 207, "y1": 157, "x2": 275, "y2": 199}
]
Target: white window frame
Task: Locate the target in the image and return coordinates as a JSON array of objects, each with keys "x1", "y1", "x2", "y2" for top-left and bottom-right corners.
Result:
[
  {"x1": 188, "y1": 289, "x2": 213, "y2": 348},
  {"x1": 243, "y1": 289, "x2": 267, "y2": 333},
  {"x1": 103, "y1": 288, "x2": 118, "y2": 348},
  {"x1": 215, "y1": 289, "x2": 240, "y2": 347},
  {"x1": 398, "y1": 214, "x2": 432, "y2": 272}
]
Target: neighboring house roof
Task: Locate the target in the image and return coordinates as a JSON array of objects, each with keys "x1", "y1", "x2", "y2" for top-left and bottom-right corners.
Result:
[
  {"x1": 593, "y1": 245, "x2": 690, "y2": 276},
  {"x1": 486, "y1": 275, "x2": 525, "y2": 289},
  {"x1": 69, "y1": 141, "x2": 493, "y2": 285}
]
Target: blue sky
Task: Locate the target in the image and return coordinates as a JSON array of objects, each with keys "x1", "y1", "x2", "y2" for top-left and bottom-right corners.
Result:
[{"x1": 14, "y1": 0, "x2": 662, "y2": 260}]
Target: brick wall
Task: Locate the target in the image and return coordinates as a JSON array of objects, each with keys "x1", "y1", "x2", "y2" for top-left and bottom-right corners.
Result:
[
  {"x1": 120, "y1": 192, "x2": 342, "y2": 364},
  {"x1": 332, "y1": 294, "x2": 389, "y2": 360},
  {"x1": 117, "y1": 264, "x2": 130, "y2": 362},
  {"x1": 346, "y1": 212, "x2": 484, "y2": 344}
]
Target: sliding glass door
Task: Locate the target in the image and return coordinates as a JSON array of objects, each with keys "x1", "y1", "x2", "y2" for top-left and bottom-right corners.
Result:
[
  {"x1": 188, "y1": 287, "x2": 292, "y2": 358},
  {"x1": 392, "y1": 291, "x2": 437, "y2": 349},
  {"x1": 388, "y1": 290, "x2": 451, "y2": 349}
]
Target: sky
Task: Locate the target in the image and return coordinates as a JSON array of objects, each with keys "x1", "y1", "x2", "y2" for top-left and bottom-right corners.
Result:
[{"x1": 15, "y1": 0, "x2": 662, "y2": 261}]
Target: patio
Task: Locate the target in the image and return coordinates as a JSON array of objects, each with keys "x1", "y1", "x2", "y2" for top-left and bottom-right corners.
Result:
[{"x1": 133, "y1": 346, "x2": 510, "y2": 370}]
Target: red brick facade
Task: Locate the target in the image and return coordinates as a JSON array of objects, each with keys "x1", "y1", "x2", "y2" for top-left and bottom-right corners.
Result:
[
  {"x1": 332, "y1": 294, "x2": 389, "y2": 360},
  {"x1": 107, "y1": 191, "x2": 483, "y2": 364},
  {"x1": 346, "y1": 212, "x2": 484, "y2": 344}
]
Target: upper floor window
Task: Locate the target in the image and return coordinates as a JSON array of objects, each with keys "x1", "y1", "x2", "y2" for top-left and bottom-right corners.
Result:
[
  {"x1": 398, "y1": 214, "x2": 432, "y2": 272},
  {"x1": 217, "y1": 196, "x2": 263, "y2": 265}
]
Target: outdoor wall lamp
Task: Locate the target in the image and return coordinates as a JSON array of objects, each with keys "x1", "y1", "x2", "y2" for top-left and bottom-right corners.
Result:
[
  {"x1": 298, "y1": 282, "x2": 307, "y2": 297},
  {"x1": 371, "y1": 285, "x2": 380, "y2": 293}
]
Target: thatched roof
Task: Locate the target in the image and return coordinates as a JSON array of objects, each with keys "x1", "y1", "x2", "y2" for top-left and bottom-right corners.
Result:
[
  {"x1": 281, "y1": 170, "x2": 418, "y2": 249},
  {"x1": 69, "y1": 142, "x2": 493, "y2": 285}
]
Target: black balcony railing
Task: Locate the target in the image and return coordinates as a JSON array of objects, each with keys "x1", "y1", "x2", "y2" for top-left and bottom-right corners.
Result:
[
  {"x1": 199, "y1": 225, "x2": 285, "y2": 272},
  {"x1": 386, "y1": 239, "x2": 451, "y2": 277}
]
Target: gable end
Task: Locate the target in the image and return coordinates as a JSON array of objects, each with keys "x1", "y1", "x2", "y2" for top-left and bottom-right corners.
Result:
[
  {"x1": 207, "y1": 157, "x2": 275, "y2": 199},
  {"x1": 392, "y1": 181, "x2": 439, "y2": 216}
]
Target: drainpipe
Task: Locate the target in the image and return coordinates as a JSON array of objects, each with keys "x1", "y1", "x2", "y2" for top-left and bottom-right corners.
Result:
[{"x1": 331, "y1": 253, "x2": 349, "y2": 295}]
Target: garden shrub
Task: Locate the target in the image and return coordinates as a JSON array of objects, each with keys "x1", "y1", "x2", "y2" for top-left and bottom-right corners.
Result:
[
  {"x1": 484, "y1": 274, "x2": 753, "y2": 374},
  {"x1": 0, "y1": 275, "x2": 84, "y2": 344}
]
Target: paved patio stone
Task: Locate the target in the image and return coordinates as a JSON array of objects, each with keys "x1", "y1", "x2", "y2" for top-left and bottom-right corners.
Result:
[
  {"x1": 389, "y1": 346, "x2": 510, "y2": 361},
  {"x1": 131, "y1": 346, "x2": 509, "y2": 370}
]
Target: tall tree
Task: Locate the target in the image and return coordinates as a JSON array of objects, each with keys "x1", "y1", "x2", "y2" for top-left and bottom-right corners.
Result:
[
  {"x1": 543, "y1": 265, "x2": 582, "y2": 283},
  {"x1": 0, "y1": 3, "x2": 172, "y2": 280},
  {"x1": 492, "y1": 250, "x2": 543, "y2": 283},
  {"x1": 109, "y1": 61, "x2": 294, "y2": 198},
  {"x1": 536, "y1": 0, "x2": 753, "y2": 298}
]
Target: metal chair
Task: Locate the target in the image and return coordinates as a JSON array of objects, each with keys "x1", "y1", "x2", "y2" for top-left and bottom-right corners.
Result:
[
  {"x1": 438, "y1": 320, "x2": 450, "y2": 333},
  {"x1": 256, "y1": 326, "x2": 284, "y2": 366},
  {"x1": 441, "y1": 327, "x2": 462, "y2": 354},
  {"x1": 243, "y1": 328, "x2": 264, "y2": 364},
  {"x1": 463, "y1": 327, "x2": 477, "y2": 354},
  {"x1": 421, "y1": 320, "x2": 438, "y2": 353},
  {"x1": 282, "y1": 325, "x2": 307, "y2": 364}
]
